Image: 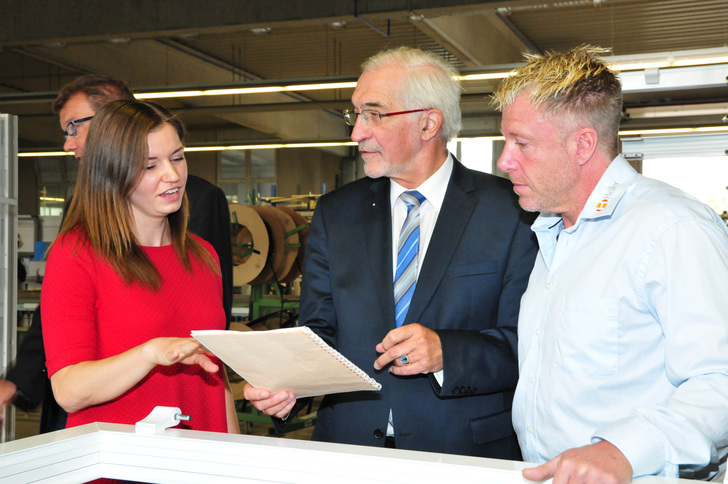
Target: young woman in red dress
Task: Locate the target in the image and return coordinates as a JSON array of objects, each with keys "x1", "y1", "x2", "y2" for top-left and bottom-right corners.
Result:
[{"x1": 42, "y1": 100, "x2": 238, "y2": 434}]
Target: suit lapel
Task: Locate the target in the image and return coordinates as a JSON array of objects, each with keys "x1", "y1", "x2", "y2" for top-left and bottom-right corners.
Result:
[
  {"x1": 363, "y1": 179, "x2": 396, "y2": 327},
  {"x1": 406, "y1": 160, "x2": 476, "y2": 324}
]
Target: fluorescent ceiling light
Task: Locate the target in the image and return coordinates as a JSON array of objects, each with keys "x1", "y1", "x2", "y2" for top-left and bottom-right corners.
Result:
[
  {"x1": 135, "y1": 57, "x2": 726, "y2": 101},
  {"x1": 618, "y1": 126, "x2": 728, "y2": 136},
  {"x1": 627, "y1": 103, "x2": 728, "y2": 119},
  {"x1": 19, "y1": 127, "x2": 728, "y2": 158},
  {"x1": 457, "y1": 72, "x2": 512, "y2": 81},
  {"x1": 136, "y1": 82, "x2": 357, "y2": 100},
  {"x1": 469, "y1": 126, "x2": 728, "y2": 139},
  {"x1": 185, "y1": 141, "x2": 357, "y2": 152},
  {"x1": 18, "y1": 151, "x2": 69, "y2": 157},
  {"x1": 283, "y1": 141, "x2": 358, "y2": 149},
  {"x1": 53, "y1": 47, "x2": 723, "y2": 103},
  {"x1": 21, "y1": 142, "x2": 358, "y2": 157},
  {"x1": 184, "y1": 144, "x2": 285, "y2": 152},
  {"x1": 461, "y1": 52, "x2": 728, "y2": 82},
  {"x1": 136, "y1": 90, "x2": 205, "y2": 100},
  {"x1": 454, "y1": 136, "x2": 504, "y2": 142},
  {"x1": 609, "y1": 54, "x2": 728, "y2": 72}
]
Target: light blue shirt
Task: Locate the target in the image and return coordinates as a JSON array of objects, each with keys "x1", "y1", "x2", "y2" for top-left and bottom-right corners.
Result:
[{"x1": 513, "y1": 155, "x2": 728, "y2": 479}]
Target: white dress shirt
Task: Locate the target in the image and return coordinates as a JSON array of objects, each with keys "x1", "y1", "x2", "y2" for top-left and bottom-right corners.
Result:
[
  {"x1": 390, "y1": 153, "x2": 453, "y2": 277},
  {"x1": 513, "y1": 155, "x2": 728, "y2": 478},
  {"x1": 386, "y1": 153, "x2": 452, "y2": 436}
]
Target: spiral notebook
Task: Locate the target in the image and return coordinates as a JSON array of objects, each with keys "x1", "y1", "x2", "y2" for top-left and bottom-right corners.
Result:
[{"x1": 191, "y1": 327, "x2": 382, "y2": 398}]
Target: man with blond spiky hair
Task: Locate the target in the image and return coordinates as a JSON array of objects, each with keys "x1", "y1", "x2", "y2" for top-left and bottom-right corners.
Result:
[{"x1": 493, "y1": 45, "x2": 728, "y2": 483}]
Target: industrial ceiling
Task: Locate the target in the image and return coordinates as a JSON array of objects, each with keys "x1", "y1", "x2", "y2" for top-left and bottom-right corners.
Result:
[{"x1": 1, "y1": 0, "x2": 727, "y2": 154}]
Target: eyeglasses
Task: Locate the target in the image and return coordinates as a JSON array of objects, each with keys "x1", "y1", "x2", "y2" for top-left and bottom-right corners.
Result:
[
  {"x1": 63, "y1": 116, "x2": 94, "y2": 138},
  {"x1": 343, "y1": 109, "x2": 429, "y2": 127}
]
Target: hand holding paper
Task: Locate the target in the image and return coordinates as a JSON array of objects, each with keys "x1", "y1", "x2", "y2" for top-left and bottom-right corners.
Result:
[
  {"x1": 242, "y1": 383, "x2": 296, "y2": 419},
  {"x1": 191, "y1": 327, "x2": 381, "y2": 399}
]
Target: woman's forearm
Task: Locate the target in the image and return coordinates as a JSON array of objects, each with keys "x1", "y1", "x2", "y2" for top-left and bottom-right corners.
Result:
[{"x1": 50, "y1": 337, "x2": 216, "y2": 414}]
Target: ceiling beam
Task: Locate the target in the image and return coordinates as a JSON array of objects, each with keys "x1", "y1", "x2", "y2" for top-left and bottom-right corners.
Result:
[
  {"x1": 0, "y1": 1, "x2": 548, "y2": 48},
  {"x1": 415, "y1": 12, "x2": 530, "y2": 66},
  {"x1": 8, "y1": 38, "x2": 351, "y2": 149}
]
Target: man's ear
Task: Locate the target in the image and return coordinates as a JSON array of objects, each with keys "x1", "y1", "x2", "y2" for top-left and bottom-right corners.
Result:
[
  {"x1": 575, "y1": 128, "x2": 598, "y2": 166},
  {"x1": 421, "y1": 109, "x2": 444, "y2": 142}
]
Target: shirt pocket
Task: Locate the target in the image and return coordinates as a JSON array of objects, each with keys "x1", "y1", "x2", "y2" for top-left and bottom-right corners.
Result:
[{"x1": 555, "y1": 298, "x2": 619, "y2": 377}]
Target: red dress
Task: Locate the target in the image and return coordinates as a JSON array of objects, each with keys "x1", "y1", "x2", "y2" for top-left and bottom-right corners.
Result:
[{"x1": 42, "y1": 228, "x2": 228, "y2": 433}]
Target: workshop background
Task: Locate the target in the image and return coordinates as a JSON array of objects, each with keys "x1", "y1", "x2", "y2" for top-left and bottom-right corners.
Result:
[{"x1": 4, "y1": 0, "x2": 728, "y2": 440}]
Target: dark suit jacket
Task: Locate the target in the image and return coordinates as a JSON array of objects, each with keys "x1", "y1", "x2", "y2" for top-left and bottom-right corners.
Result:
[
  {"x1": 300, "y1": 159, "x2": 538, "y2": 459},
  {"x1": 186, "y1": 175, "x2": 233, "y2": 325},
  {"x1": 7, "y1": 174, "x2": 232, "y2": 432},
  {"x1": 7, "y1": 306, "x2": 65, "y2": 433}
]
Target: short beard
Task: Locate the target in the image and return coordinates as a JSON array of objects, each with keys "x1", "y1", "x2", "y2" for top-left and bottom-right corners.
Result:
[{"x1": 363, "y1": 161, "x2": 386, "y2": 179}]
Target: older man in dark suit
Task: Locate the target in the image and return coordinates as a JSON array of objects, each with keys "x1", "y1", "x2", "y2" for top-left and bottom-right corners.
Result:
[{"x1": 244, "y1": 46, "x2": 537, "y2": 458}]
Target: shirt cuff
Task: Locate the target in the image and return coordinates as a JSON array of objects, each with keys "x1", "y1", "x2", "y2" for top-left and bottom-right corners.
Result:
[
  {"x1": 433, "y1": 369, "x2": 444, "y2": 386},
  {"x1": 593, "y1": 416, "x2": 669, "y2": 478}
]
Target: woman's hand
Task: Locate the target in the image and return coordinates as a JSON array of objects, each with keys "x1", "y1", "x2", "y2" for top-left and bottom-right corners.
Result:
[
  {"x1": 52, "y1": 337, "x2": 220, "y2": 413},
  {"x1": 242, "y1": 382, "x2": 296, "y2": 419},
  {"x1": 144, "y1": 337, "x2": 219, "y2": 373}
]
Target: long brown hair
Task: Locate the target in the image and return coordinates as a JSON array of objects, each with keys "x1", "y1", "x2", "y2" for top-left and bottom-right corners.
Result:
[{"x1": 60, "y1": 99, "x2": 220, "y2": 289}]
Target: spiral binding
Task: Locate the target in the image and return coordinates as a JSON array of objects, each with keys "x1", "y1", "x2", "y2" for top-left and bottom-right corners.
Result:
[{"x1": 301, "y1": 326, "x2": 382, "y2": 390}]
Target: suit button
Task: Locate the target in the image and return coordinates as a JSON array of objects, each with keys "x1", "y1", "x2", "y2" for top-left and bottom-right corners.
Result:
[{"x1": 373, "y1": 428, "x2": 384, "y2": 439}]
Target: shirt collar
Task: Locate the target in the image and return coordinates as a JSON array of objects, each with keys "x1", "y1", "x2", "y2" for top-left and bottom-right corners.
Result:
[
  {"x1": 579, "y1": 154, "x2": 637, "y2": 220},
  {"x1": 390, "y1": 152, "x2": 453, "y2": 212},
  {"x1": 533, "y1": 154, "x2": 637, "y2": 233}
]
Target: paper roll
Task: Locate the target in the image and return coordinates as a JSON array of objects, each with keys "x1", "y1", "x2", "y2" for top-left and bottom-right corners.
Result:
[{"x1": 229, "y1": 203, "x2": 269, "y2": 286}]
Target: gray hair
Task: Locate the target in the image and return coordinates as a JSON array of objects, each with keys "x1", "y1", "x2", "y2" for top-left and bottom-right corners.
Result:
[{"x1": 362, "y1": 46, "x2": 462, "y2": 142}]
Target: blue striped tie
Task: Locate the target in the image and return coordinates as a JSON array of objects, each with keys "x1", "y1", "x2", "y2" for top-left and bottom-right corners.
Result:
[{"x1": 394, "y1": 190, "x2": 426, "y2": 327}]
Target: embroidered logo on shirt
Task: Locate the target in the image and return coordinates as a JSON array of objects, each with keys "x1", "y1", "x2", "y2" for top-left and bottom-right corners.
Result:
[{"x1": 595, "y1": 182, "x2": 620, "y2": 212}]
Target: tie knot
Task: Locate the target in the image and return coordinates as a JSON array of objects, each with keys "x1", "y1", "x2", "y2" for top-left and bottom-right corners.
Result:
[{"x1": 400, "y1": 190, "x2": 425, "y2": 208}]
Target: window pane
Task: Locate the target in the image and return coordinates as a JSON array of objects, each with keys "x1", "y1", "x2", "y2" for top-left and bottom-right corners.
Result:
[
  {"x1": 39, "y1": 185, "x2": 68, "y2": 216},
  {"x1": 250, "y1": 149, "x2": 275, "y2": 179},
  {"x1": 66, "y1": 158, "x2": 79, "y2": 183},
  {"x1": 457, "y1": 138, "x2": 494, "y2": 174},
  {"x1": 220, "y1": 182, "x2": 248, "y2": 205},
  {"x1": 252, "y1": 182, "x2": 276, "y2": 198},
  {"x1": 38, "y1": 159, "x2": 63, "y2": 183},
  {"x1": 642, "y1": 156, "x2": 728, "y2": 216},
  {"x1": 221, "y1": 151, "x2": 247, "y2": 180}
]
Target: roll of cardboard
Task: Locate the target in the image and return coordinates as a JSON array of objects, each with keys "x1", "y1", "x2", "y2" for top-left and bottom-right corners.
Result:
[
  {"x1": 277, "y1": 206, "x2": 308, "y2": 283},
  {"x1": 229, "y1": 203, "x2": 269, "y2": 286},
  {"x1": 250, "y1": 206, "x2": 299, "y2": 284}
]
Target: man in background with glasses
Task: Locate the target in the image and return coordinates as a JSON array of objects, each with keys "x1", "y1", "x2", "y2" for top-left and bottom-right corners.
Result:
[
  {"x1": 1, "y1": 75, "x2": 233, "y2": 434},
  {"x1": 245, "y1": 46, "x2": 538, "y2": 458},
  {"x1": 56, "y1": 77, "x2": 130, "y2": 159}
]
